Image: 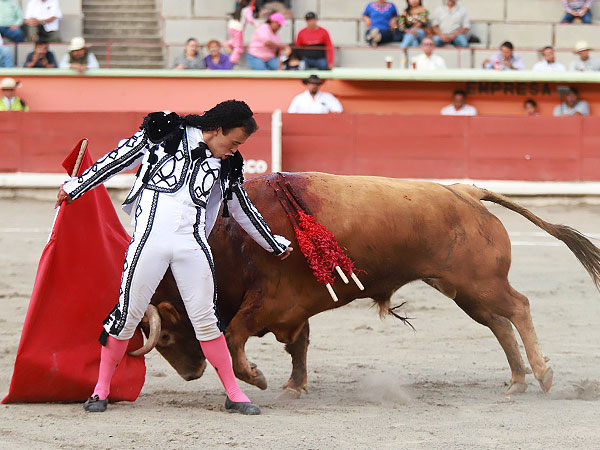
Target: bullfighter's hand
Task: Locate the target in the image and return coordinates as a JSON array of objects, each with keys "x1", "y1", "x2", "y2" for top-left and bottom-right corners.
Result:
[
  {"x1": 279, "y1": 246, "x2": 293, "y2": 260},
  {"x1": 55, "y1": 184, "x2": 73, "y2": 209}
]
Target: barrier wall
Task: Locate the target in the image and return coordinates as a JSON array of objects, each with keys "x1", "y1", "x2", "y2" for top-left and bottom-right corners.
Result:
[{"x1": 2, "y1": 112, "x2": 599, "y2": 181}]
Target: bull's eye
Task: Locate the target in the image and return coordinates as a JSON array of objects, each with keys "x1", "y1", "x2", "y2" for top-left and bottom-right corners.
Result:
[
  {"x1": 158, "y1": 332, "x2": 173, "y2": 346},
  {"x1": 161, "y1": 334, "x2": 169, "y2": 340}
]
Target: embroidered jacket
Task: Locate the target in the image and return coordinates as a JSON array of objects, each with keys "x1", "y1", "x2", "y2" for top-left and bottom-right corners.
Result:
[{"x1": 62, "y1": 117, "x2": 290, "y2": 255}]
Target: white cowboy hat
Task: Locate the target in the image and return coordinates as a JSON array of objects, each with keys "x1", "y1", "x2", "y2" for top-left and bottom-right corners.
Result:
[
  {"x1": 1, "y1": 77, "x2": 18, "y2": 89},
  {"x1": 69, "y1": 36, "x2": 87, "y2": 51},
  {"x1": 574, "y1": 40, "x2": 592, "y2": 53}
]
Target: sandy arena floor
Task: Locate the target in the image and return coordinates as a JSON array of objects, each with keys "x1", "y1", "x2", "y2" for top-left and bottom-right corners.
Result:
[{"x1": 0, "y1": 191, "x2": 599, "y2": 450}]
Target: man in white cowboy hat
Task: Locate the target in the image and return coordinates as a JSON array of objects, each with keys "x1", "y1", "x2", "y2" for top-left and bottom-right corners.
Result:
[
  {"x1": 0, "y1": 77, "x2": 28, "y2": 111},
  {"x1": 287, "y1": 74, "x2": 343, "y2": 114},
  {"x1": 59, "y1": 36, "x2": 99, "y2": 73},
  {"x1": 569, "y1": 40, "x2": 600, "y2": 71}
]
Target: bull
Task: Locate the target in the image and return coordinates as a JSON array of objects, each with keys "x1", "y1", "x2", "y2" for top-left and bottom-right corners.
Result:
[{"x1": 133, "y1": 172, "x2": 600, "y2": 397}]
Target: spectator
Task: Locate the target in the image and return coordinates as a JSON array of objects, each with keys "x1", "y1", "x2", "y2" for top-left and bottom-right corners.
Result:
[
  {"x1": 1, "y1": 77, "x2": 28, "y2": 111},
  {"x1": 0, "y1": 34, "x2": 14, "y2": 67},
  {"x1": 441, "y1": 89, "x2": 477, "y2": 116},
  {"x1": 173, "y1": 38, "x2": 205, "y2": 70},
  {"x1": 411, "y1": 37, "x2": 446, "y2": 70},
  {"x1": 295, "y1": 12, "x2": 334, "y2": 70},
  {"x1": 560, "y1": 0, "x2": 593, "y2": 23},
  {"x1": 0, "y1": 0, "x2": 25, "y2": 42},
  {"x1": 524, "y1": 99, "x2": 539, "y2": 116},
  {"x1": 569, "y1": 40, "x2": 600, "y2": 71},
  {"x1": 532, "y1": 46, "x2": 566, "y2": 72},
  {"x1": 554, "y1": 86, "x2": 589, "y2": 116},
  {"x1": 23, "y1": 39, "x2": 56, "y2": 68},
  {"x1": 482, "y1": 41, "x2": 525, "y2": 70},
  {"x1": 256, "y1": 0, "x2": 293, "y2": 19},
  {"x1": 224, "y1": 0, "x2": 255, "y2": 66},
  {"x1": 431, "y1": 0, "x2": 470, "y2": 48},
  {"x1": 281, "y1": 47, "x2": 303, "y2": 70},
  {"x1": 362, "y1": 0, "x2": 401, "y2": 47},
  {"x1": 59, "y1": 37, "x2": 99, "y2": 73},
  {"x1": 204, "y1": 40, "x2": 233, "y2": 70},
  {"x1": 288, "y1": 74, "x2": 343, "y2": 114},
  {"x1": 395, "y1": 0, "x2": 429, "y2": 48},
  {"x1": 24, "y1": 0, "x2": 61, "y2": 42},
  {"x1": 247, "y1": 12, "x2": 289, "y2": 70}
]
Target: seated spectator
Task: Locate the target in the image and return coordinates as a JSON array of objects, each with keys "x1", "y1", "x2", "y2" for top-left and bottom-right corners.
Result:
[
  {"x1": 554, "y1": 86, "x2": 589, "y2": 116},
  {"x1": 24, "y1": 0, "x2": 61, "y2": 42},
  {"x1": 288, "y1": 74, "x2": 343, "y2": 114},
  {"x1": 362, "y1": 0, "x2": 402, "y2": 47},
  {"x1": 482, "y1": 41, "x2": 525, "y2": 70},
  {"x1": 411, "y1": 37, "x2": 446, "y2": 70},
  {"x1": 59, "y1": 37, "x2": 99, "y2": 73},
  {"x1": 569, "y1": 40, "x2": 600, "y2": 71},
  {"x1": 441, "y1": 89, "x2": 477, "y2": 116},
  {"x1": 173, "y1": 38, "x2": 204, "y2": 70},
  {"x1": 247, "y1": 12, "x2": 289, "y2": 70},
  {"x1": 0, "y1": 0, "x2": 25, "y2": 42},
  {"x1": 532, "y1": 46, "x2": 566, "y2": 72},
  {"x1": 281, "y1": 47, "x2": 303, "y2": 70},
  {"x1": 24, "y1": 39, "x2": 56, "y2": 68},
  {"x1": 524, "y1": 99, "x2": 539, "y2": 116},
  {"x1": 1, "y1": 77, "x2": 28, "y2": 111},
  {"x1": 395, "y1": 0, "x2": 429, "y2": 49},
  {"x1": 256, "y1": 0, "x2": 293, "y2": 19},
  {"x1": 0, "y1": 35, "x2": 14, "y2": 67},
  {"x1": 204, "y1": 40, "x2": 233, "y2": 70},
  {"x1": 561, "y1": 0, "x2": 593, "y2": 24},
  {"x1": 431, "y1": 0, "x2": 470, "y2": 48},
  {"x1": 224, "y1": 0, "x2": 255, "y2": 66},
  {"x1": 295, "y1": 12, "x2": 334, "y2": 70}
]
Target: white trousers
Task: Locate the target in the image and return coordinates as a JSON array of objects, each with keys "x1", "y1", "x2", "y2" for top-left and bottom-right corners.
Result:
[{"x1": 102, "y1": 189, "x2": 222, "y2": 342}]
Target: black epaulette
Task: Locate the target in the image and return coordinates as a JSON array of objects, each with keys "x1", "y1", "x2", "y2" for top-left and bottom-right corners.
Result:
[{"x1": 220, "y1": 151, "x2": 245, "y2": 217}]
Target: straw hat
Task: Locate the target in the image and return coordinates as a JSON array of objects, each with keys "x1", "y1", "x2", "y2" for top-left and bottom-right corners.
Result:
[
  {"x1": 574, "y1": 40, "x2": 591, "y2": 53},
  {"x1": 1, "y1": 77, "x2": 18, "y2": 89},
  {"x1": 69, "y1": 36, "x2": 87, "y2": 51}
]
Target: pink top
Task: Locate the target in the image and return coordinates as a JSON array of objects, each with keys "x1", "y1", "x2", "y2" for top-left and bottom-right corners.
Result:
[{"x1": 248, "y1": 23, "x2": 281, "y2": 61}]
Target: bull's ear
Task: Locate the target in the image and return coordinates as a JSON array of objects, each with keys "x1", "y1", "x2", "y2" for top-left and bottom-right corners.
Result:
[{"x1": 157, "y1": 301, "x2": 181, "y2": 324}]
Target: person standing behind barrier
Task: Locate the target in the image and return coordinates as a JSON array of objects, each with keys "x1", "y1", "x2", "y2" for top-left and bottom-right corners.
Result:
[
  {"x1": 0, "y1": 35, "x2": 14, "y2": 67},
  {"x1": 560, "y1": 0, "x2": 593, "y2": 23},
  {"x1": 173, "y1": 38, "x2": 205, "y2": 70},
  {"x1": 247, "y1": 12, "x2": 289, "y2": 70},
  {"x1": 411, "y1": 37, "x2": 446, "y2": 70},
  {"x1": 441, "y1": 89, "x2": 477, "y2": 116},
  {"x1": 482, "y1": 41, "x2": 524, "y2": 70},
  {"x1": 0, "y1": 0, "x2": 25, "y2": 43},
  {"x1": 204, "y1": 40, "x2": 233, "y2": 70},
  {"x1": 59, "y1": 37, "x2": 99, "y2": 73},
  {"x1": 395, "y1": 0, "x2": 428, "y2": 49},
  {"x1": 524, "y1": 99, "x2": 539, "y2": 116},
  {"x1": 224, "y1": 0, "x2": 255, "y2": 66},
  {"x1": 295, "y1": 12, "x2": 334, "y2": 70},
  {"x1": 288, "y1": 74, "x2": 343, "y2": 114},
  {"x1": 1, "y1": 77, "x2": 28, "y2": 111},
  {"x1": 362, "y1": 0, "x2": 401, "y2": 47},
  {"x1": 569, "y1": 40, "x2": 600, "y2": 71},
  {"x1": 431, "y1": 0, "x2": 470, "y2": 48},
  {"x1": 23, "y1": 39, "x2": 56, "y2": 68},
  {"x1": 24, "y1": 0, "x2": 61, "y2": 42},
  {"x1": 553, "y1": 86, "x2": 589, "y2": 116},
  {"x1": 532, "y1": 46, "x2": 566, "y2": 72}
]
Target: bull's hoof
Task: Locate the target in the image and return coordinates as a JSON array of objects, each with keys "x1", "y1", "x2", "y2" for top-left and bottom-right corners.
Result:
[
  {"x1": 537, "y1": 366, "x2": 553, "y2": 393},
  {"x1": 505, "y1": 381, "x2": 527, "y2": 395},
  {"x1": 277, "y1": 387, "x2": 302, "y2": 401},
  {"x1": 253, "y1": 369, "x2": 268, "y2": 390}
]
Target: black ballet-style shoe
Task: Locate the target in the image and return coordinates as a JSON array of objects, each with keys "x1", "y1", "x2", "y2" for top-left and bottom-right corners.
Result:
[
  {"x1": 83, "y1": 395, "x2": 108, "y2": 412},
  {"x1": 224, "y1": 397, "x2": 261, "y2": 415}
]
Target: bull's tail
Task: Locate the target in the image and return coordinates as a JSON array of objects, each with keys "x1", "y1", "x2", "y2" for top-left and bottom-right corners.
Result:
[{"x1": 479, "y1": 188, "x2": 600, "y2": 290}]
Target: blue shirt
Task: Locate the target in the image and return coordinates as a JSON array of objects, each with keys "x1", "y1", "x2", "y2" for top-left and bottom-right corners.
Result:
[{"x1": 363, "y1": 2, "x2": 398, "y2": 31}]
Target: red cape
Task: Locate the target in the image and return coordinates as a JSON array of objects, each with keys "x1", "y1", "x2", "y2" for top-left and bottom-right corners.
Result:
[{"x1": 2, "y1": 139, "x2": 146, "y2": 403}]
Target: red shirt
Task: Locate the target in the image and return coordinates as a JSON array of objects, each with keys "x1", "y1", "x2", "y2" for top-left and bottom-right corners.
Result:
[{"x1": 295, "y1": 26, "x2": 334, "y2": 66}]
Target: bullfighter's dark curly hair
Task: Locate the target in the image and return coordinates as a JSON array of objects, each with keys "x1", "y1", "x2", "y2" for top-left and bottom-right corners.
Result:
[{"x1": 182, "y1": 100, "x2": 258, "y2": 136}]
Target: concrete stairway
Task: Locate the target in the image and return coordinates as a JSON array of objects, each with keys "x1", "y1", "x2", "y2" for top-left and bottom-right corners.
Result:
[{"x1": 82, "y1": 0, "x2": 164, "y2": 69}]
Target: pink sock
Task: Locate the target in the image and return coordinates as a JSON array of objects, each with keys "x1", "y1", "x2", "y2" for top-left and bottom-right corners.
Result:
[
  {"x1": 200, "y1": 334, "x2": 250, "y2": 403},
  {"x1": 92, "y1": 336, "x2": 129, "y2": 400}
]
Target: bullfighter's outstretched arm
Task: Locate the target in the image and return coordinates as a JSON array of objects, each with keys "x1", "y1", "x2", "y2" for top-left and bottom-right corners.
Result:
[
  {"x1": 228, "y1": 181, "x2": 290, "y2": 255},
  {"x1": 62, "y1": 130, "x2": 148, "y2": 200}
]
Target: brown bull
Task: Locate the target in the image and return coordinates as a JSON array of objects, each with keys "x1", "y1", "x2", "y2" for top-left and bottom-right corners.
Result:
[{"x1": 136, "y1": 172, "x2": 600, "y2": 396}]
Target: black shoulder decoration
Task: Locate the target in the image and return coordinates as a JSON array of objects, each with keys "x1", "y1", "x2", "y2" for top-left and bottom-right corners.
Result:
[
  {"x1": 220, "y1": 151, "x2": 245, "y2": 217},
  {"x1": 141, "y1": 111, "x2": 183, "y2": 144}
]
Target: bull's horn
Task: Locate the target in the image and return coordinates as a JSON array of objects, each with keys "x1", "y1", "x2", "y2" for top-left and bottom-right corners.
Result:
[{"x1": 128, "y1": 304, "x2": 161, "y2": 356}]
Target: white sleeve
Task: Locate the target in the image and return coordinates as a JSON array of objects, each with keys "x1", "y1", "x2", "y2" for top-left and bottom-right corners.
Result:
[
  {"x1": 87, "y1": 53, "x2": 100, "y2": 69},
  {"x1": 58, "y1": 53, "x2": 69, "y2": 69},
  {"x1": 227, "y1": 182, "x2": 290, "y2": 254},
  {"x1": 63, "y1": 130, "x2": 147, "y2": 200},
  {"x1": 326, "y1": 94, "x2": 343, "y2": 113},
  {"x1": 288, "y1": 95, "x2": 300, "y2": 113}
]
